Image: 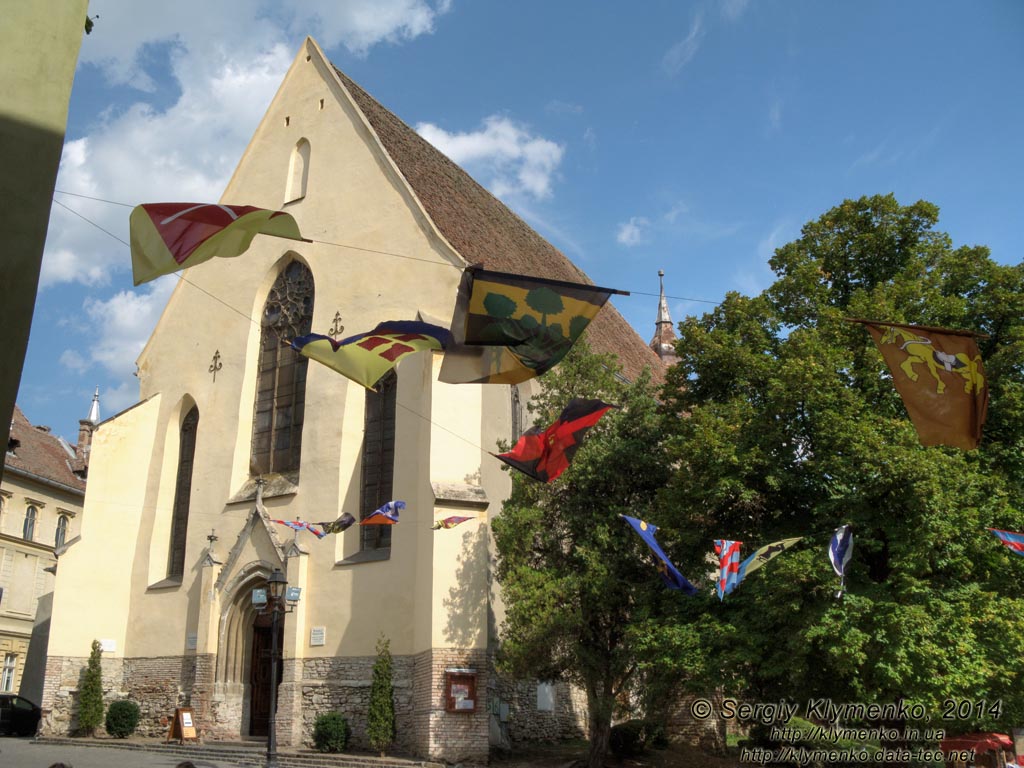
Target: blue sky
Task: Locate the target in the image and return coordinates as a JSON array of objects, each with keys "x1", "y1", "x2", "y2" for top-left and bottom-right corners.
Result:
[{"x1": 20, "y1": 0, "x2": 1024, "y2": 441}]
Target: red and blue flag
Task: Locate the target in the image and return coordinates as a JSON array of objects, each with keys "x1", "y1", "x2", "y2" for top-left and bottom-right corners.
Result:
[
  {"x1": 271, "y1": 519, "x2": 326, "y2": 539},
  {"x1": 714, "y1": 539, "x2": 743, "y2": 600},
  {"x1": 988, "y1": 527, "x2": 1024, "y2": 556},
  {"x1": 361, "y1": 500, "x2": 404, "y2": 525}
]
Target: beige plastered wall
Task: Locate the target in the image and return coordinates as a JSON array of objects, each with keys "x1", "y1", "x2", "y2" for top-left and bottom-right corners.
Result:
[{"x1": 49, "y1": 38, "x2": 517, "y2": 670}]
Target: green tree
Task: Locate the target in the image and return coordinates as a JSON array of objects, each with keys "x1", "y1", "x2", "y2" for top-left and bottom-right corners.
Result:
[
  {"x1": 660, "y1": 194, "x2": 1024, "y2": 733},
  {"x1": 367, "y1": 634, "x2": 395, "y2": 757},
  {"x1": 493, "y1": 343, "x2": 712, "y2": 768},
  {"x1": 77, "y1": 639, "x2": 105, "y2": 736}
]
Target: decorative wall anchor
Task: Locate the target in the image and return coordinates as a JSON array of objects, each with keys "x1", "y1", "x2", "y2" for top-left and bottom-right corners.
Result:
[
  {"x1": 209, "y1": 350, "x2": 223, "y2": 382},
  {"x1": 329, "y1": 311, "x2": 345, "y2": 339}
]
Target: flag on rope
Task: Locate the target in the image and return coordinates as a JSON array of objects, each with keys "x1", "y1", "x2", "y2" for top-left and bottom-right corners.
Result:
[
  {"x1": 292, "y1": 321, "x2": 451, "y2": 390},
  {"x1": 738, "y1": 538, "x2": 803, "y2": 581},
  {"x1": 271, "y1": 519, "x2": 326, "y2": 539},
  {"x1": 494, "y1": 399, "x2": 616, "y2": 483},
  {"x1": 439, "y1": 267, "x2": 625, "y2": 384},
  {"x1": 987, "y1": 527, "x2": 1024, "y2": 557},
  {"x1": 829, "y1": 524, "x2": 854, "y2": 598},
  {"x1": 129, "y1": 203, "x2": 305, "y2": 286},
  {"x1": 620, "y1": 515, "x2": 698, "y2": 595},
  {"x1": 315, "y1": 512, "x2": 357, "y2": 535},
  {"x1": 361, "y1": 500, "x2": 404, "y2": 525},
  {"x1": 432, "y1": 516, "x2": 475, "y2": 530},
  {"x1": 849, "y1": 319, "x2": 988, "y2": 450},
  {"x1": 714, "y1": 540, "x2": 744, "y2": 600}
]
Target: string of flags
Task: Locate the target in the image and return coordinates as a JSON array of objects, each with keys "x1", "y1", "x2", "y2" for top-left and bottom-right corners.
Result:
[{"x1": 125, "y1": 203, "x2": 1020, "y2": 595}]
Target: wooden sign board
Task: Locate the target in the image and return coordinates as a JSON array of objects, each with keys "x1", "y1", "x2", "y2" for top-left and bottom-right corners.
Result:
[{"x1": 166, "y1": 707, "x2": 199, "y2": 744}]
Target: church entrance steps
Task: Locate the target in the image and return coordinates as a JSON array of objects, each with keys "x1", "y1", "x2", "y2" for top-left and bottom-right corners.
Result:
[{"x1": 35, "y1": 737, "x2": 448, "y2": 768}]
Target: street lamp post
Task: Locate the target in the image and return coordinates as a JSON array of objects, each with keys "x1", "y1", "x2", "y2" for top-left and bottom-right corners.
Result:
[{"x1": 253, "y1": 567, "x2": 301, "y2": 768}]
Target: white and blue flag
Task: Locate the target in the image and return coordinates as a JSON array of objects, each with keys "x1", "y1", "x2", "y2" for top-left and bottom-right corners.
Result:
[{"x1": 829, "y1": 524, "x2": 853, "y2": 598}]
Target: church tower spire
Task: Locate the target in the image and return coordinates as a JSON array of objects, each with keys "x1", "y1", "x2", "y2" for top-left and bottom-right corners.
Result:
[
  {"x1": 74, "y1": 387, "x2": 100, "y2": 477},
  {"x1": 87, "y1": 386, "x2": 100, "y2": 424},
  {"x1": 649, "y1": 270, "x2": 679, "y2": 365}
]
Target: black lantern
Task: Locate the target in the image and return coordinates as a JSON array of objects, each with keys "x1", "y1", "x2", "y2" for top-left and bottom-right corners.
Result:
[{"x1": 252, "y1": 567, "x2": 299, "y2": 768}]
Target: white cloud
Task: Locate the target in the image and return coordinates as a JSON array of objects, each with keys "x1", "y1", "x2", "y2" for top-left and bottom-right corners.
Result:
[
  {"x1": 83, "y1": 277, "x2": 178, "y2": 381},
  {"x1": 59, "y1": 350, "x2": 90, "y2": 374},
  {"x1": 663, "y1": 13, "x2": 705, "y2": 75},
  {"x1": 79, "y1": 0, "x2": 452, "y2": 87},
  {"x1": 721, "y1": 0, "x2": 750, "y2": 21},
  {"x1": 733, "y1": 221, "x2": 789, "y2": 295},
  {"x1": 616, "y1": 216, "x2": 650, "y2": 246},
  {"x1": 663, "y1": 201, "x2": 689, "y2": 223},
  {"x1": 416, "y1": 116, "x2": 565, "y2": 199}
]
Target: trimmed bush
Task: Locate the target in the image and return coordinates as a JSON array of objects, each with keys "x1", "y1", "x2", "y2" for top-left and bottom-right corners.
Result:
[
  {"x1": 105, "y1": 700, "x2": 141, "y2": 738},
  {"x1": 312, "y1": 712, "x2": 350, "y2": 753},
  {"x1": 367, "y1": 634, "x2": 396, "y2": 756},
  {"x1": 609, "y1": 719, "x2": 646, "y2": 757}
]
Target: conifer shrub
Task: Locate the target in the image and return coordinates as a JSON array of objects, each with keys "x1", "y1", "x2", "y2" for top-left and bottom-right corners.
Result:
[
  {"x1": 312, "y1": 711, "x2": 350, "y2": 753},
  {"x1": 105, "y1": 699, "x2": 141, "y2": 738},
  {"x1": 76, "y1": 639, "x2": 105, "y2": 736},
  {"x1": 366, "y1": 634, "x2": 396, "y2": 757}
]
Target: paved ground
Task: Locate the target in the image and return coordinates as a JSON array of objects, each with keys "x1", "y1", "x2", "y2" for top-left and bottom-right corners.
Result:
[{"x1": 0, "y1": 736, "x2": 242, "y2": 768}]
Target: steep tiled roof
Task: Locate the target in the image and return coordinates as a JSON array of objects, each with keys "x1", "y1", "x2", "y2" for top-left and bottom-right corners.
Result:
[
  {"x1": 4, "y1": 406, "x2": 86, "y2": 493},
  {"x1": 333, "y1": 68, "x2": 664, "y2": 384}
]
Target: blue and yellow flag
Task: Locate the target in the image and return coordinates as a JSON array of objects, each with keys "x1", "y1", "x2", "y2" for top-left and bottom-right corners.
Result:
[
  {"x1": 440, "y1": 267, "x2": 625, "y2": 384},
  {"x1": 292, "y1": 321, "x2": 451, "y2": 390},
  {"x1": 620, "y1": 515, "x2": 698, "y2": 595}
]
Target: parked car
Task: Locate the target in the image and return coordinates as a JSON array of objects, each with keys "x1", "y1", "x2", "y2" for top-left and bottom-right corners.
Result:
[{"x1": 0, "y1": 694, "x2": 42, "y2": 736}]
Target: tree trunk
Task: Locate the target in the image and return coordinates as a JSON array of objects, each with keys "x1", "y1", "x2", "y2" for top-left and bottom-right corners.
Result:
[{"x1": 585, "y1": 686, "x2": 614, "y2": 768}]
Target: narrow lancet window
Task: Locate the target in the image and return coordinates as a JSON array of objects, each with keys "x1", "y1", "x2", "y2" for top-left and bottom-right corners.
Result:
[{"x1": 168, "y1": 406, "x2": 199, "y2": 580}]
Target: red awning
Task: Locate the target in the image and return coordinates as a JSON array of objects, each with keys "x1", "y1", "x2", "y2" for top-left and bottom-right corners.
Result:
[{"x1": 940, "y1": 732, "x2": 1014, "y2": 754}]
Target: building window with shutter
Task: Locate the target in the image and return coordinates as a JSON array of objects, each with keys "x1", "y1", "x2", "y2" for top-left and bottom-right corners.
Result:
[
  {"x1": 251, "y1": 260, "x2": 314, "y2": 476},
  {"x1": 361, "y1": 371, "x2": 396, "y2": 551},
  {"x1": 167, "y1": 406, "x2": 199, "y2": 580},
  {"x1": 55, "y1": 515, "x2": 69, "y2": 548},
  {"x1": 23, "y1": 506, "x2": 36, "y2": 541}
]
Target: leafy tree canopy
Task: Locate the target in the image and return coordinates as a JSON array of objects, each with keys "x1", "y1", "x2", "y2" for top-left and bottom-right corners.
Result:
[{"x1": 660, "y1": 193, "x2": 1024, "y2": 729}]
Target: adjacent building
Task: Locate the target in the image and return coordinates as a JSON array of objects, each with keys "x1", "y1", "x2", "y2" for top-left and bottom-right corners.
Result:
[
  {"x1": 41, "y1": 37, "x2": 663, "y2": 762},
  {"x1": 1, "y1": 394, "x2": 96, "y2": 703}
]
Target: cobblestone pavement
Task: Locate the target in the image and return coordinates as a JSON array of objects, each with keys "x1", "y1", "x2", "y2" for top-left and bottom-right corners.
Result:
[{"x1": 0, "y1": 737, "x2": 243, "y2": 768}]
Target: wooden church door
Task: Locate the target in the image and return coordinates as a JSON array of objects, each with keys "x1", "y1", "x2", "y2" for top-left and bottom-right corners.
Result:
[{"x1": 249, "y1": 616, "x2": 283, "y2": 736}]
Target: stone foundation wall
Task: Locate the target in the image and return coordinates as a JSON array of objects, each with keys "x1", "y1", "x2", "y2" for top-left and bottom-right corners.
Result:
[
  {"x1": 665, "y1": 691, "x2": 726, "y2": 751},
  {"x1": 300, "y1": 654, "x2": 416, "y2": 754},
  {"x1": 42, "y1": 647, "x2": 492, "y2": 762},
  {"x1": 493, "y1": 674, "x2": 587, "y2": 744},
  {"x1": 39, "y1": 654, "x2": 125, "y2": 736}
]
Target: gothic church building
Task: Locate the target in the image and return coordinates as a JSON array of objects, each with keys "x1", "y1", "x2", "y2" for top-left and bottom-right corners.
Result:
[{"x1": 42, "y1": 38, "x2": 661, "y2": 762}]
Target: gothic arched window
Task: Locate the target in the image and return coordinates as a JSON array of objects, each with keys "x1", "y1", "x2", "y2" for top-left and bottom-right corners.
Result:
[
  {"x1": 23, "y1": 506, "x2": 36, "y2": 541},
  {"x1": 251, "y1": 261, "x2": 314, "y2": 475},
  {"x1": 285, "y1": 138, "x2": 311, "y2": 204},
  {"x1": 55, "y1": 515, "x2": 69, "y2": 548},
  {"x1": 361, "y1": 371, "x2": 396, "y2": 551},
  {"x1": 168, "y1": 405, "x2": 199, "y2": 580}
]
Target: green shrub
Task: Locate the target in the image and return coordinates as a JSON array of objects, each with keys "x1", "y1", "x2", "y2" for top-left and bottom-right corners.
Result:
[
  {"x1": 367, "y1": 635, "x2": 396, "y2": 756},
  {"x1": 313, "y1": 712, "x2": 350, "y2": 753},
  {"x1": 77, "y1": 639, "x2": 105, "y2": 736},
  {"x1": 641, "y1": 719, "x2": 668, "y2": 749},
  {"x1": 609, "y1": 719, "x2": 646, "y2": 757},
  {"x1": 105, "y1": 700, "x2": 140, "y2": 738}
]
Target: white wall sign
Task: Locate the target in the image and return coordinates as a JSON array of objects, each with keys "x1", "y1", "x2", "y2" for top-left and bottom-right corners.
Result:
[
  {"x1": 99, "y1": 639, "x2": 116, "y2": 652},
  {"x1": 185, "y1": 633, "x2": 198, "y2": 650},
  {"x1": 310, "y1": 626, "x2": 326, "y2": 646}
]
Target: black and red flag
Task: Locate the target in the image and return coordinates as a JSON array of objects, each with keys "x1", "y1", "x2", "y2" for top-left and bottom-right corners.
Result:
[{"x1": 494, "y1": 398, "x2": 616, "y2": 483}]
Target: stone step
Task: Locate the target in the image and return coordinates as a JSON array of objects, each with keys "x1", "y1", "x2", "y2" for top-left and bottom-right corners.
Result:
[{"x1": 36, "y1": 737, "x2": 441, "y2": 768}]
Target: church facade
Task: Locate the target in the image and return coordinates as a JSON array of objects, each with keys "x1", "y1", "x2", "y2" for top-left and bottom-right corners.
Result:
[{"x1": 41, "y1": 38, "x2": 661, "y2": 762}]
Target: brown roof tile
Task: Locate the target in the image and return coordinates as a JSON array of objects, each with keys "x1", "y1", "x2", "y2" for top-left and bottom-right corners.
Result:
[
  {"x1": 4, "y1": 406, "x2": 86, "y2": 493},
  {"x1": 333, "y1": 68, "x2": 665, "y2": 384}
]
